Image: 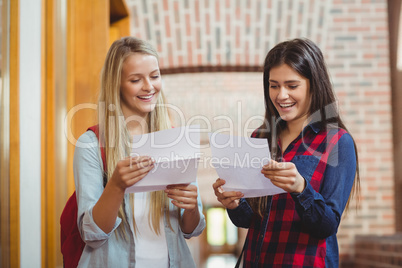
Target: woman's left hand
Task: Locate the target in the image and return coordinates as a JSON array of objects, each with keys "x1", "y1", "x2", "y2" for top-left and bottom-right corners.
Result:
[
  {"x1": 261, "y1": 160, "x2": 306, "y2": 193},
  {"x1": 165, "y1": 184, "x2": 198, "y2": 212}
]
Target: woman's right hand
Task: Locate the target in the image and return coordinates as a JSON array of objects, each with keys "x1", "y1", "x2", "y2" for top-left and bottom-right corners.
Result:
[
  {"x1": 109, "y1": 156, "x2": 154, "y2": 191},
  {"x1": 212, "y1": 178, "x2": 244, "y2": 210}
]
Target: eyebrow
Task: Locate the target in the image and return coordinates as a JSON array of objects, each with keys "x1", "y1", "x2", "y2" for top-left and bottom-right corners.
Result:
[{"x1": 269, "y1": 79, "x2": 301, "y2": 84}]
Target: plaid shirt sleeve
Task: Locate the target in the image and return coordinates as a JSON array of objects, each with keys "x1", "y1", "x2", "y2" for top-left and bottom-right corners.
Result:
[
  {"x1": 290, "y1": 133, "x2": 356, "y2": 239},
  {"x1": 227, "y1": 198, "x2": 255, "y2": 228}
]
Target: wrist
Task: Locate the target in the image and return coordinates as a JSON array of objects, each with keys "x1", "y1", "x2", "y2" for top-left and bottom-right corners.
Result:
[
  {"x1": 106, "y1": 179, "x2": 126, "y2": 195},
  {"x1": 183, "y1": 206, "x2": 199, "y2": 215},
  {"x1": 297, "y1": 177, "x2": 306, "y2": 193}
]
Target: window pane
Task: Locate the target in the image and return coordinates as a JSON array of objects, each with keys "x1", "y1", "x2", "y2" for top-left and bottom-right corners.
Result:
[{"x1": 207, "y1": 207, "x2": 226, "y2": 246}]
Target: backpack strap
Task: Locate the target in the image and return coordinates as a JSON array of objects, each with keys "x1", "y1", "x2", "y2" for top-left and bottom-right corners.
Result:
[{"x1": 87, "y1": 125, "x2": 107, "y2": 187}]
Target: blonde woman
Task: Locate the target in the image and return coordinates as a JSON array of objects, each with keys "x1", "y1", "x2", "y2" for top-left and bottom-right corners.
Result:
[{"x1": 73, "y1": 37, "x2": 205, "y2": 267}]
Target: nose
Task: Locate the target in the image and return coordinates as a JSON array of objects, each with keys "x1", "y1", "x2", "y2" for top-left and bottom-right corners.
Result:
[
  {"x1": 142, "y1": 78, "x2": 154, "y2": 92},
  {"x1": 277, "y1": 87, "x2": 289, "y2": 100}
]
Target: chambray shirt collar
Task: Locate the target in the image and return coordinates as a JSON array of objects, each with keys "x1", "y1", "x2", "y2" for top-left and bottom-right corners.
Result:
[{"x1": 303, "y1": 122, "x2": 321, "y2": 134}]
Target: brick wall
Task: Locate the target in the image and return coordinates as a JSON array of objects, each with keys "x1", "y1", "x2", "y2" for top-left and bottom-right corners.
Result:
[
  {"x1": 325, "y1": 1, "x2": 395, "y2": 262},
  {"x1": 129, "y1": 0, "x2": 331, "y2": 68},
  {"x1": 127, "y1": 0, "x2": 395, "y2": 264},
  {"x1": 353, "y1": 234, "x2": 402, "y2": 267}
]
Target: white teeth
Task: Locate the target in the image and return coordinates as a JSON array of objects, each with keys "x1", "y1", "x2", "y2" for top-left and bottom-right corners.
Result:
[
  {"x1": 279, "y1": 103, "x2": 295, "y2": 108},
  {"x1": 138, "y1": 95, "x2": 153, "y2": 99}
]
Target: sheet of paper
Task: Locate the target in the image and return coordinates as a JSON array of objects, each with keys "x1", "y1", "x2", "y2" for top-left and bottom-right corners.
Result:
[
  {"x1": 208, "y1": 132, "x2": 286, "y2": 197},
  {"x1": 126, "y1": 125, "x2": 200, "y2": 193}
]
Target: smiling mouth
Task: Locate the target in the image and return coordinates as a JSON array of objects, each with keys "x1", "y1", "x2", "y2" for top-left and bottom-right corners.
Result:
[
  {"x1": 279, "y1": 103, "x2": 296, "y2": 108},
  {"x1": 138, "y1": 94, "x2": 155, "y2": 100}
]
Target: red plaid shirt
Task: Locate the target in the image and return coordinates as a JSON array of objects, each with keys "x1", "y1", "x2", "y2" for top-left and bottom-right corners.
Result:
[{"x1": 228, "y1": 124, "x2": 356, "y2": 267}]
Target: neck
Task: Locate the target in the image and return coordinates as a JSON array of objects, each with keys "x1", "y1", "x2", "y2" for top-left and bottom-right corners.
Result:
[
  {"x1": 122, "y1": 110, "x2": 149, "y2": 136},
  {"x1": 284, "y1": 116, "x2": 309, "y2": 137},
  {"x1": 126, "y1": 119, "x2": 148, "y2": 136}
]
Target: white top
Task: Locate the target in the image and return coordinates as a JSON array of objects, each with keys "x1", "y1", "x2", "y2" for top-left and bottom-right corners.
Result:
[{"x1": 133, "y1": 192, "x2": 169, "y2": 268}]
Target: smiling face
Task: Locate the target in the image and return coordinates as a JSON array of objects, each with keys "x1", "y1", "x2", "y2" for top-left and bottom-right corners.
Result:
[
  {"x1": 120, "y1": 53, "x2": 161, "y2": 119},
  {"x1": 269, "y1": 63, "x2": 311, "y2": 127}
]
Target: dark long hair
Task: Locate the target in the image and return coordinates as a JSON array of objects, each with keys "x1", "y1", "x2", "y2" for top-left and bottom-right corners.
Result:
[{"x1": 249, "y1": 38, "x2": 360, "y2": 216}]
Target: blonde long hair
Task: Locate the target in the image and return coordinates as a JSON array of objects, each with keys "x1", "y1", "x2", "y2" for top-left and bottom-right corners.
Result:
[{"x1": 97, "y1": 36, "x2": 174, "y2": 235}]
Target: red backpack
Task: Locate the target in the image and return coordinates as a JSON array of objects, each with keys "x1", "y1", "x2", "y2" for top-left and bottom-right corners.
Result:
[{"x1": 60, "y1": 125, "x2": 107, "y2": 268}]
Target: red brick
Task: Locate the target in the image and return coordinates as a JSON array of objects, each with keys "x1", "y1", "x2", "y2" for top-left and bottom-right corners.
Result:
[
  {"x1": 226, "y1": 14, "x2": 231, "y2": 35},
  {"x1": 195, "y1": 1, "x2": 200, "y2": 22},
  {"x1": 215, "y1": 0, "x2": 220, "y2": 21},
  {"x1": 187, "y1": 41, "x2": 192, "y2": 66},
  {"x1": 333, "y1": 17, "x2": 356, "y2": 22},
  {"x1": 349, "y1": 27, "x2": 371, "y2": 32},
  {"x1": 216, "y1": 54, "x2": 221, "y2": 65},
  {"x1": 164, "y1": 16, "x2": 171, "y2": 37},
  {"x1": 364, "y1": 91, "x2": 390, "y2": 96},
  {"x1": 197, "y1": 54, "x2": 202, "y2": 65},
  {"x1": 236, "y1": 27, "x2": 240, "y2": 48},
  {"x1": 185, "y1": 14, "x2": 191, "y2": 35}
]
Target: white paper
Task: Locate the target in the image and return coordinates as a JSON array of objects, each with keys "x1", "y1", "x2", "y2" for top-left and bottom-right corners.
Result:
[
  {"x1": 208, "y1": 132, "x2": 286, "y2": 197},
  {"x1": 126, "y1": 125, "x2": 200, "y2": 193}
]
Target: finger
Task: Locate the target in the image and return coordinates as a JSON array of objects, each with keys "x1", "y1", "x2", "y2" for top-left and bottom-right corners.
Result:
[
  {"x1": 212, "y1": 178, "x2": 226, "y2": 190},
  {"x1": 170, "y1": 200, "x2": 196, "y2": 210},
  {"x1": 212, "y1": 181, "x2": 227, "y2": 197},
  {"x1": 213, "y1": 187, "x2": 241, "y2": 199},
  {"x1": 217, "y1": 193, "x2": 243, "y2": 203},
  {"x1": 118, "y1": 156, "x2": 151, "y2": 170},
  {"x1": 125, "y1": 167, "x2": 152, "y2": 186},
  {"x1": 122, "y1": 155, "x2": 151, "y2": 164},
  {"x1": 267, "y1": 175, "x2": 294, "y2": 185},
  {"x1": 167, "y1": 194, "x2": 197, "y2": 205},
  {"x1": 131, "y1": 157, "x2": 155, "y2": 168},
  {"x1": 127, "y1": 158, "x2": 154, "y2": 171},
  {"x1": 124, "y1": 156, "x2": 152, "y2": 167},
  {"x1": 165, "y1": 185, "x2": 197, "y2": 198},
  {"x1": 127, "y1": 171, "x2": 148, "y2": 185},
  {"x1": 166, "y1": 184, "x2": 194, "y2": 190},
  {"x1": 126, "y1": 163, "x2": 154, "y2": 180},
  {"x1": 165, "y1": 187, "x2": 197, "y2": 200},
  {"x1": 213, "y1": 185, "x2": 225, "y2": 197},
  {"x1": 261, "y1": 169, "x2": 295, "y2": 177},
  {"x1": 263, "y1": 160, "x2": 293, "y2": 170},
  {"x1": 220, "y1": 195, "x2": 243, "y2": 203},
  {"x1": 220, "y1": 191, "x2": 243, "y2": 199}
]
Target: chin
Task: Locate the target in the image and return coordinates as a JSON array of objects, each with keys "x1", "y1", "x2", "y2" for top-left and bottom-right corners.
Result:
[{"x1": 143, "y1": 104, "x2": 157, "y2": 114}]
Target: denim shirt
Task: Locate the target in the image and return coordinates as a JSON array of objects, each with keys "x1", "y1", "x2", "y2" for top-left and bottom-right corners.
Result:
[
  {"x1": 73, "y1": 131, "x2": 206, "y2": 268},
  {"x1": 228, "y1": 125, "x2": 356, "y2": 267}
]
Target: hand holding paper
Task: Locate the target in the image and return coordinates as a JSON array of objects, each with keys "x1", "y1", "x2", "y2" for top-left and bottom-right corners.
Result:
[
  {"x1": 209, "y1": 133, "x2": 286, "y2": 198},
  {"x1": 126, "y1": 125, "x2": 200, "y2": 193}
]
